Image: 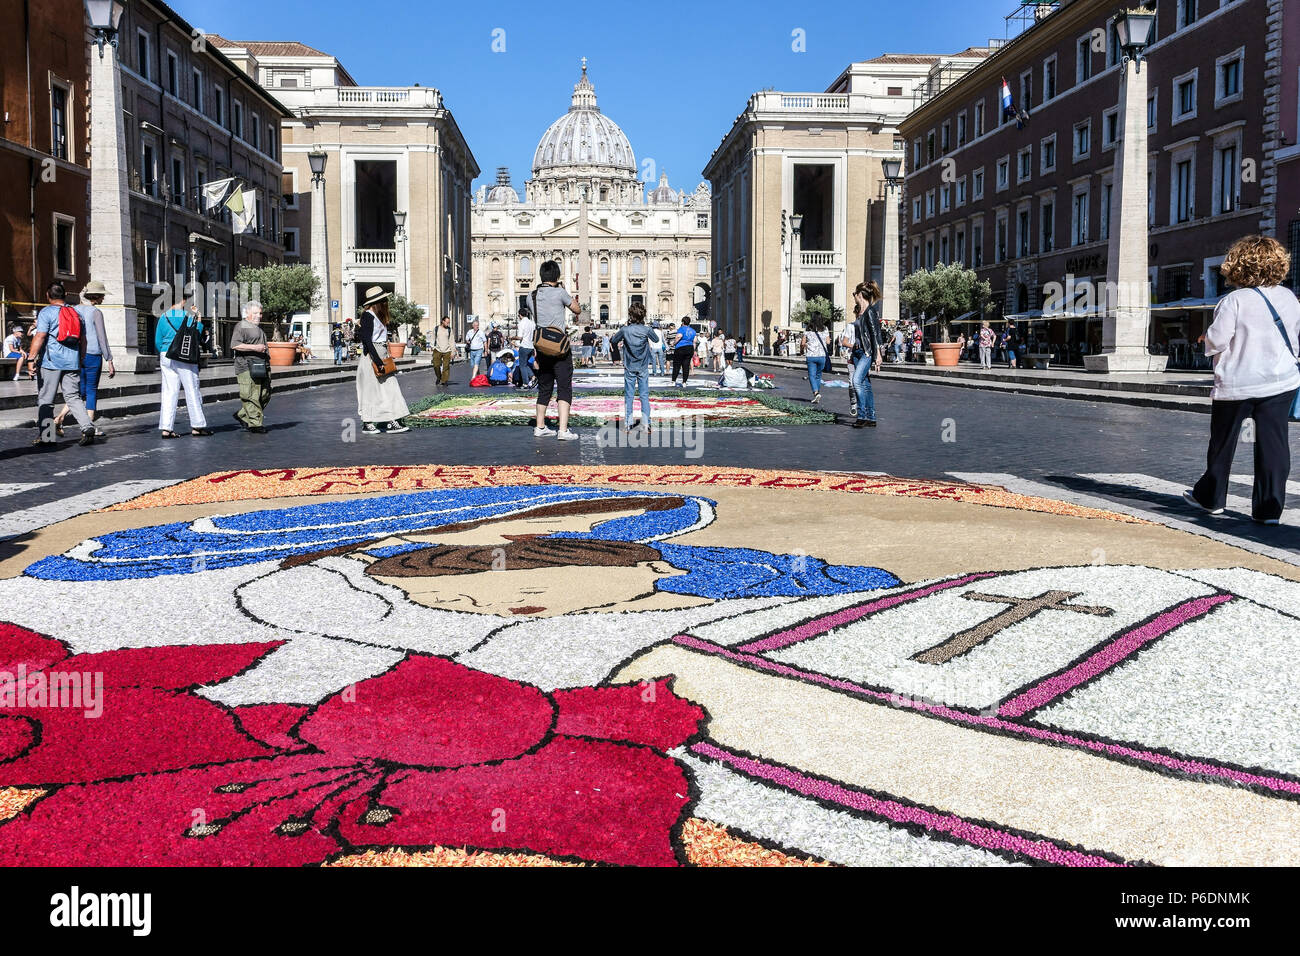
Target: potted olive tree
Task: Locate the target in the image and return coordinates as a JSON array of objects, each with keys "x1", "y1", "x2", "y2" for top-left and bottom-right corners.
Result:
[
  {"x1": 791, "y1": 296, "x2": 845, "y2": 357},
  {"x1": 386, "y1": 294, "x2": 424, "y2": 359},
  {"x1": 899, "y1": 262, "x2": 993, "y2": 367},
  {"x1": 235, "y1": 264, "x2": 320, "y2": 366}
]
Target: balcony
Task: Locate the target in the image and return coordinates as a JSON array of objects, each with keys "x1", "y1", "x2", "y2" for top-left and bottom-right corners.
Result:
[
  {"x1": 746, "y1": 91, "x2": 898, "y2": 117},
  {"x1": 276, "y1": 86, "x2": 444, "y2": 114},
  {"x1": 800, "y1": 251, "x2": 841, "y2": 268},
  {"x1": 347, "y1": 248, "x2": 397, "y2": 268}
]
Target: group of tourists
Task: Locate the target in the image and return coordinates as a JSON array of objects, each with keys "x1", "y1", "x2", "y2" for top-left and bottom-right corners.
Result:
[{"x1": 799, "y1": 281, "x2": 883, "y2": 428}]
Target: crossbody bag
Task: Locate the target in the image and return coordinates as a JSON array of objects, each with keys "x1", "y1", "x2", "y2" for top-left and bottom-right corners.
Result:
[
  {"x1": 530, "y1": 287, "x2": 572, "y2": 358},
  {"x1": 1254, "y1": 288, "x2": 1300, "y2": 421}
]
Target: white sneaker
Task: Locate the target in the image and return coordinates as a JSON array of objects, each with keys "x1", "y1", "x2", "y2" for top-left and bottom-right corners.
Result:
[
  {"x1": 556, "y1": 429, "x2": 579, "y2": 441},
  {"x1": 385, "y1": 422, "x2": 410, "y2": 434},
  {"x1": 1182, "y1": 489, "x2": 1224, "y2": 516},
  {"x1": 534, "y1": 425, "x2": 556, "y2": 437}
]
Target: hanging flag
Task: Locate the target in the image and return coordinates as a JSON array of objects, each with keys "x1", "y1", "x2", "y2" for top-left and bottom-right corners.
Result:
[
  {"x1": 201, "y1": 177, "x2": 237, "y2": 213},
  {"x1": 232, "y1": 188, "x2": 258, "y2": 235},
  {"x1": 223, "y1": 185, "x2": 245, "y2": 217},
  {"x1": 1000, "y1": 77, "x2": 1015, "y2": 120}
]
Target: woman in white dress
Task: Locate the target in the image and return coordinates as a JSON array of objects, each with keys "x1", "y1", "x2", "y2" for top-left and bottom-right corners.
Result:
[{"x1": 355, "y1": 286, "x2": 410, "y2": 435}]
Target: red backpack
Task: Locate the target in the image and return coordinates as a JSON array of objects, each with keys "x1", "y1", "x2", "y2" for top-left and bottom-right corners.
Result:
[{"x1": 55, "y1": 305, "x2": 82, "y2": 347}]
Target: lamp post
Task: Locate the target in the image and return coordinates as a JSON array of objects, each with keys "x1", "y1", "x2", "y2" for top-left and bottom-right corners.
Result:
[
  {"x1": 1086, "y1": 6, "x2": 1159, "y2": 373},
  {"x1": 85, "y1": 0, "x2": 137, "y2": 366},
  {"x1": 308, "y1": 150, "x2": 331, "y2": 352},
  {"x1": 393, "y1": 209, "x2": 408, "y2": 301},
  {"x1": 881, "y1": 156, "x2": 904, "y2": 331},
  {"x1": 787, "y1": 212, "x2": 804, "y2": 329}
]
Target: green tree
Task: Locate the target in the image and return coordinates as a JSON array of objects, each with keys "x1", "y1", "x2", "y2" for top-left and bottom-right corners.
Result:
[
  {"x1": 790, "y1": 295, "x2": 844, "y2": 333},
  {"x1": 387, "y1": 294, "x2": 425, "y2": 340},
  {"x1": 235, "y1": 264, "x2": 320, "y2": 340},
  {"x1": 899, "y1": 262, "x2": 993, "y2": 343}
]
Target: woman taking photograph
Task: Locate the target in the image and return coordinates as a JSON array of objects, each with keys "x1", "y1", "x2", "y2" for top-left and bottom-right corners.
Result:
[
  {"x1": 1186, "y1": 235, "x2": 1300, "y2": 524},
  {"x1": 849, "y1": 281, "x2": 884, "y2": 428},
  {"x1": 530, "y1": 260, "x2": 582, "y2": 439},
  {"x1": 356, "y1": 286, "x2": 410, "y2": 436}
]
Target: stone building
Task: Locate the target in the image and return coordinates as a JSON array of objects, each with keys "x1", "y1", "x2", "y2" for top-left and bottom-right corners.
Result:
[
  {"x1": 703, "y1": 52, "x2": 986, "y2": 347},
  {"x1": 1, "y1": 0, "x2": 92, "y2": 324},
  {"x1": 210, "y1": 38, "x2": 479, "y2": 347},
  {"x1": 471, "y1": 62, "x2": 712, "y2": 330}
]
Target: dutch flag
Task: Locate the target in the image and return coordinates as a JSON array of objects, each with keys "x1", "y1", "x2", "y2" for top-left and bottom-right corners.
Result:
[{"x1": 1000, "y1": 77, "x2": 1015, "y2": 119}]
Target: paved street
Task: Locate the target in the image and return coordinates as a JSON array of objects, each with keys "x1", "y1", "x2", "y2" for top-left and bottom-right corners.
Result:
[{"x1": 4, "y1": 361, "x2": 1297, "y2": 561}]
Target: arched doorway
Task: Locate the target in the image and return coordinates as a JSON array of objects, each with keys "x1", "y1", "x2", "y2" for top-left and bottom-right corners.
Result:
[
  {"x1": 599, "y1": 304, "x2": 609, "y2": 324},
  {"x1": 693, "y1": 282, "x2": 711, "y2": 322}
]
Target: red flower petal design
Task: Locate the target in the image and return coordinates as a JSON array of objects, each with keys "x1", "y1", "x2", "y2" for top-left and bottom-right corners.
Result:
[
  {"x1": 0, "y1": 623, "x2": 67, "y2": 673},
  {"x1": 233, "y1": 703, "x2": 311, "y2": 750},
  {"x1": 69, "y1": 641, "x2": 285, "y2": 690},
  {"x1": 0, "y1": 753, "x2": 353, "y2": 866},
  {"x1": 337, "y1": 736, "x2": 690, "y2": 867},
  {"x1": 552, "y1": 678, "x2": 704, "y2": 751},
  {"x1": 0, "y1": 716, "x2": 35, "y2": 764},
  {"x1": 299, "y1": 656, "x2": 554, "y2": 768}
]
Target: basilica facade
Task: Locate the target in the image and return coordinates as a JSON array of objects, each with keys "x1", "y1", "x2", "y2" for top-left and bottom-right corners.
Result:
[{"x1": 471, "y1": 62, "x2": 712, "y2": 329}]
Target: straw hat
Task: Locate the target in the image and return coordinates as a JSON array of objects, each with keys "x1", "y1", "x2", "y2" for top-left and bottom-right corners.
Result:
[
  {"x1": 362, "y1": 286, "x2": 392, "y2": 307},
  {"x1": 81, "y1": 280, "x2": 108, "y2": 297}
]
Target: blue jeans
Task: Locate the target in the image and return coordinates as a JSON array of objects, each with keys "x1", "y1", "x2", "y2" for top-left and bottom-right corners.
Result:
[
  {"x1": 851, "y1": 353, "x2": 876, "y2": 422},
  {"x1": 517, "y1": 348, "x2": 535, "y2": 384},
  {"x1": 469, "y1": 348, "x2": 483, "y2": 375},
  {"x1": 806, "y1": 355, "x2": 827, "y2": 395},
  {"x1": 79, "y1": 352, "x2": 104, "y2": 411},
  {"x1": 333, "y1": 345, "x2": 345, "y2": 365},
  {"x1": 650, "y1": 349, "x2": 666, "y2": 375},
  {"x1": 624, "y1": 365, "x2": 651, "y2": 424}
]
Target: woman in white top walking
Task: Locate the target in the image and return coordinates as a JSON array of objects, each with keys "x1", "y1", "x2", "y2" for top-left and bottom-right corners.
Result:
[
  {"x1": 355, "y1": 286, "x2": 410, "y2": 435},
  {"x1": 1186, "y1": 236, "x2": 1300, "y2": 524}
]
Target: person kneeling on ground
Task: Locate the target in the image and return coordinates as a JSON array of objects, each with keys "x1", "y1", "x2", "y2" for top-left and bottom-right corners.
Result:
[
  {"x1": 610, "y1": 302, "x2": 660, "y2": 429},
  {"x1": 718, "y1": 355, "x2": 750, "y2": 389},
  {"x1": 231, "y1": 300, "x2": 272, "y2": 433}
]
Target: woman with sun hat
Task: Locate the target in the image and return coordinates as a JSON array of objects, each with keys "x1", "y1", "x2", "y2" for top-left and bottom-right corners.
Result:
[{"x1": 356, "y1": 285, "x2": 410, "y2": 435}]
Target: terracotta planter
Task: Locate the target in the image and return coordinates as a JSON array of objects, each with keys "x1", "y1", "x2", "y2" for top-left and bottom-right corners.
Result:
[
  {"x1": 386, "y1": 342, "x2": 407, "y2": 359},
  {"x1": 266, "y1": 342, "x2": 298, "y2": 367},
  {"x1": 929, "y1": 342, "x2": 963, "y2": 367}
]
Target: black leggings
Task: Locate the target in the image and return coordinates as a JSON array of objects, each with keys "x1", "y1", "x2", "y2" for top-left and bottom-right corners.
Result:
[
  {"x1": 535, "y1": 351, "x2": 573, "y2": 407},
  {"x1": 671, "y1": 346, "x2": 693, "y2": 383},
  {"x1": 1193, "y1": 388, "x2": 1296, "y2": 521}
]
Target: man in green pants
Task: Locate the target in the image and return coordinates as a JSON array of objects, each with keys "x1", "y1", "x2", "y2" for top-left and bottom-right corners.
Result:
[{"x1": 230, "y1": 300, "x2": 271, "y2": 433}]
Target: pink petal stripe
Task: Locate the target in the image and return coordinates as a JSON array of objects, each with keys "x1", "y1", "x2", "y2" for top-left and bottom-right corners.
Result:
[
  {"x1": 670, "y1": 634, "x2": 1300, "y2": 797},
  {"x1": 690, "y1": 740, "x2": 1124, "y2": 866},
  {"x1": 735, "y1": 572, "x2": 1000, "y2": 654},
  {"x1": 998, "y1": 594, "x2": 1235, "y2": 718}
]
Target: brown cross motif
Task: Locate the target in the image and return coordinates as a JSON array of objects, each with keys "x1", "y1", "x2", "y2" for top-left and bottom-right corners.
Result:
[{"x1": 910, "y1": 590, "x2": 1114, "y2": 665}]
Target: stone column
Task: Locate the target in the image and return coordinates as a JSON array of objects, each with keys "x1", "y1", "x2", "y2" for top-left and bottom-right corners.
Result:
[
  {"x1": 1085, "y1": 52, "x2": 1161, "y2": 372},
  {"x1": 881, "y1": 181, "x2": 901, "y2": 328},
  {"x1": 89, "y1": 41, "x2": 138, "y2": 365}
]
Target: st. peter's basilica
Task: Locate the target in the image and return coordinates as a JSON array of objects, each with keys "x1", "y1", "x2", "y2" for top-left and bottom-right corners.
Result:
[{"x1": 470, "y1": 61, "x2": 712, "y2": 329}]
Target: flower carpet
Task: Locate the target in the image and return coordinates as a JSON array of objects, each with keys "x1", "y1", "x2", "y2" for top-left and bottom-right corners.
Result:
[
  {"x1": 2, "y1": 465, "x2": 1299, "y2": 866},
  {"x1": 405, "y1": 391, "x2": 832, "y2": 427}
]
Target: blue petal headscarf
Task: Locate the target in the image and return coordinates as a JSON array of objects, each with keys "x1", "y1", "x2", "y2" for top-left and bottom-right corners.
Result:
[{"x1": 26, "y1": 485, "x2": 898, "y2": 597}]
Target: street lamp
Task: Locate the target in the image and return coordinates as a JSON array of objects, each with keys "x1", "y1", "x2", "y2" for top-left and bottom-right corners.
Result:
[
  {"x1": 1114, "y1": 6, "x2": 1157, "y2": 72},
  {"x1": 880, "y1": 156, "x2": 905, "y2": 331},
  {"x1": 787, "y1": 212, "x2": 804, "y2": 329},
  {"x1": 393, "y1": 210, "x2": 409, "y2": 302},
  {"x1": 84, "y1": 0, "x2": 125, "y2": 59},
  {"x1": 308, "y1": 150, "x2": 327, "y2": 185}
]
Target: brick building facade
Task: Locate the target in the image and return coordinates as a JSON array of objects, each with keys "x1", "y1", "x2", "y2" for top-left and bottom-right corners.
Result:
[{"x1": 900, "y1": 0, "x2": 1287, "y2": 368}]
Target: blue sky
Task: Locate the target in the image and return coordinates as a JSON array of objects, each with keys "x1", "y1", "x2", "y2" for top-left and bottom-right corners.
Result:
[{"x1": 197, "y1": 0, "x2": 1017, "y2": 194}]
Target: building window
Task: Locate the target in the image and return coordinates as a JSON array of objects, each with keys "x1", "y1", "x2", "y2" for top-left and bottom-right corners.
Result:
[
  {"x1": 1173, "y1": 71, "x2": 1198, "y2": 123},
  {"x1": 972, "y1": 169, "x2": 984, "y2": 200},
  {"x1": 940, "y1": 184, "x2": 951, "y2": 212},
  {"x1": 697, "y1": 256, "x2": 707, "y2": 276},
  {"x1": 939, "y1": 233, "x2": 950, "y2": 264},
  {"x1": 1102, "y1": 107, "x2": 1120, "y2": 149},
  {"x1": 166, "y1": 50, "x2": 179, "y2": 98},
  {"x1": 519, "y1": 256, "x2": 531, "y2": 276},
  {"x1": 1215, "y1": 139, "x2": 1240, "y2": 214},
  {"x1": 1041, "y1": 201, "x2": 1055, "y2": 253},
  {"x1": 927, "y1": 189, "x2": 936, "y2": 217},
  {"x1": 972, "y1": 224, "x2": 983, "y2": 267},
  {"x1": 214, "y1": 87, "x2": 224, "y2": 127},
  {"x1": 1178, "y1": 0, "x2": 1199, "y2": 29},
  {"x1": 631, "y1": 256, "x2": 643, "y2": 275},
  {"x1": 697, "y1": 213, "x2": 708, "y2": 228},
  {"x1": 912, "y1": 138, "x2": 922, "y2": 168},
  {"x1": 941, "y1": 122, "x2": 951, "y2": 153},
  {"x1": 170, "y1": 155, "x2": 185, "y2": 207},
  {"x1": 144, "y1": 242, "x2": 159, "y2": 285},
  {"x1": 140, "y1": 137, "x2": 158, "y2": 197},
  {"x1": 1040, "y1": 135, "x2": 1057, "y2": 173},
  {"x1": 1107, "y1": 19, "x2": 1121, "y2": 67},
  {"x1": 251, "y1": 114, "x2": 260, "y2": 150},
  {"x1": 136, "y1": 31, "x2": 150, "y2": 81},
  {"x1": 974, "y1": 101, "x2": 985, "y2": 137},
  {"x1": 1074, "y1": 120, "x2": 1091, "y2": 160},
  {"x1": 1077, "y1": 36, "x2": 1093, "y2": 84},
  {"x1": 1148, "y1": 93, "x2": 1158, "y2": 130},
  {"x1": 1100, "y1": 182, "x2": 1113, "y2": 240},
  {"x1": 996, "y1": 216, "x2": 1008, "y2": 263},
  {"x1": 913, "y1": 197, "x2": 923, "y2": 222},
  {"x1": 955, "y1": 229, "x2": 966, "y2": 265},
  {"x1": 284, "y1": 228, "x2": 299, "y2": 256},
  {"x1": 912, "y1": 242, "x2": 922, "y2": 272},
  {"x1": 1148, "y1": 168, "x2": 1157, "y2": 225},
  {"x1": 50, "y1": 83, "x2": 70, "y2": 160},
  {"x1": 926, "y1": 131, "x2": 936, "y2": 163},
  {"x1": 53, "y1": 215, "x2": 75, "y2": 276},
  {"x1": 1216, "y1": 49, "x2": 1244, "y2": 106},
  {"x1": 1043, "y1": 56, "x2": 1058, "y2": 102},
  {"x1": 957, "y1": 111, "x2": 968, "y2": 146},
  {"x1": 173, "y1": 251, "x2": 186, "y2": 285},
  {"x1": 1174, "y1": 156, "x2": 1195, "y2": 223},
  {"x1": 1017, "y1": 209, "x2": 1031, "y2": 258},
  {"x1": 599, "y1": 257, "x2": 609, "y2": 277},
  {"x1": 1072, "y1": 189, "x2": 1089, "y2": 246},
  {"x1": 997, "y1": 157, "x2": 1010, "y2": 191},
  {"x1": 957, "y1": 177, "x2": 968, "y2": 206},
  {"x1": 191, "y1": 69, "x2": 203, "y2": 111},
  {"x1": 925, "y1": 238, "x2": 934, "y2": 269},
  {"x1": 1018, "y1": 147, "x2": 1033, "y2": 183},
  {"x1": 233, "y1": 101, "x2": 243, "y2": 139}
]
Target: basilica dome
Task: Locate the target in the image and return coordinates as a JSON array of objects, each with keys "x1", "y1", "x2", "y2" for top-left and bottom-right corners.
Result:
[{"x1": 531, "y1": 61, "x2": 637, "y2": 180}]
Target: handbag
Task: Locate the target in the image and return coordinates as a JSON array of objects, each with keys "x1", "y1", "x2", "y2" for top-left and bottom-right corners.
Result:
[
  {"x1": 372, "y1": 355, "x2": 397, "y2": 379},
  {"x1": 1254, "y1": 288, "x2": 1300, "y2": 421},
  {"x1": 814, "y1": 330, "x2": 835, "y2": 375},
  {"x1": 165, "y1": 315, "x2": 202, "y2": 364},
  {"x1": 248, "y1": 354, "x2": 271, "y2": 384},
  {"x1": 530, "y1": 287, "x2": 571, "y2": 358}
]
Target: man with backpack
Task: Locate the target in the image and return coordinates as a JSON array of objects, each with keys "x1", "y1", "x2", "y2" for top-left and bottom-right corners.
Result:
[{"x1": 28, "y1": 282, "x2": 95, "y2": 446}]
